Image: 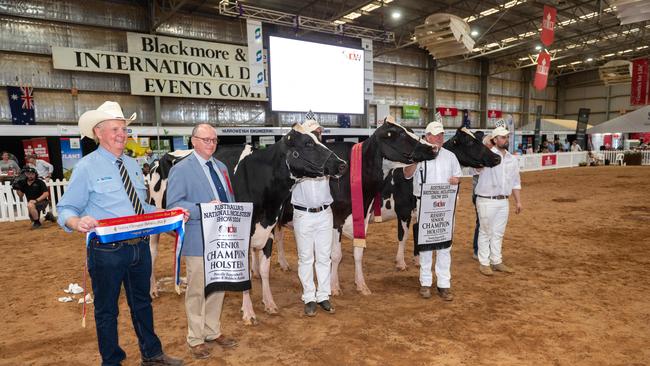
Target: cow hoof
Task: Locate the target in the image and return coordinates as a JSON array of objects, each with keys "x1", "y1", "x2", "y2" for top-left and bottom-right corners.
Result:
[
  {"x1": 331, "y1": 286, "x2": 343, "y2": 296},
  {"x1": 356, "y1": 284, "x2": 372, "y2": 296},
  {"x1": 252, "y1": 271, "x2": 261, "y2": 280},
  {"x1": 264, "y1": 305, "x2": 279, "y2": 315},
  {"x1": 278, "y1": 262, "x2": 291, "y2": 272},
  {"x1": 395, "y1": 262, "x2": 407, "y2": 271},
  {"x1": 243, "y1": 317, "x2": 259, "y2": 326}
]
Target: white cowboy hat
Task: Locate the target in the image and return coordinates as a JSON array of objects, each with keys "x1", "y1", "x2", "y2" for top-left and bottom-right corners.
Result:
[
  {"x1": 425, "y1": 121, "x2": 444, "y2": 135},
  {"x1": 492, "y1": 126, "x2": 510, "y2": 137},
  {"x1": 78, "y1": 101, "x2": 136, "y2": 139},
  {"x1": 302, "y1": 119, "x2": 323, "y2": 133}
]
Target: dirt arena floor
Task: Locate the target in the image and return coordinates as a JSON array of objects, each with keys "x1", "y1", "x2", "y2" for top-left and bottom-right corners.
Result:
[{"x1": 1, "y1": 166, "x2": 649, "y2": 366}]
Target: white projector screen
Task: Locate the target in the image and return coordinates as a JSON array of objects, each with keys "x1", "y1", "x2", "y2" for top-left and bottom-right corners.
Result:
[{"x1": 269, "y1": 36, "x2": 364, "y2": 114}]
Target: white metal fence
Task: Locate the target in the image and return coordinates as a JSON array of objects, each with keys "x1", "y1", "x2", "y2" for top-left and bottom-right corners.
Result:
[{"x1": 1, "y1": 150, "x2": 648, "y2": 223}]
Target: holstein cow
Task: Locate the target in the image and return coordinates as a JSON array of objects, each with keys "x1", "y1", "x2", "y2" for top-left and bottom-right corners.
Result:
[
  {"x1": 379, "y1": 128, "x2": 501, "y2": 271},
  {"x1": 270, "y1": 120, "x2": 438, "y2": 295},
  {"x1": 148, "y1": 125, "x2": 347, "y2": 325}
]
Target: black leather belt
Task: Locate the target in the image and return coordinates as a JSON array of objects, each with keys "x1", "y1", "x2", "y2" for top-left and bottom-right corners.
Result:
[
  {"x1": 293, "y1": 204, "x2": 330, "y2": 213},
  {"x1": 91, "y1": 237, "x2": 148, "y2": 246},
  {"x1": 477, "y1": 195, "x2": 509, "y2": 200}
]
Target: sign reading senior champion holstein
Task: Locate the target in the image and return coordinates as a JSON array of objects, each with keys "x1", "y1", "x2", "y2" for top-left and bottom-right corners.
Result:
[
  {"x1": 417, "y1": 183, "x2": 459, "y2": 250},
  {"x1": 199, "y1": 202, "x2": 253, "y2": 295}
]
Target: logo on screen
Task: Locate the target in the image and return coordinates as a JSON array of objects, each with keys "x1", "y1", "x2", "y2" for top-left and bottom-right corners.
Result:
[{"x1": 343, "y1": 51, "x2": 361, "y2": 61}]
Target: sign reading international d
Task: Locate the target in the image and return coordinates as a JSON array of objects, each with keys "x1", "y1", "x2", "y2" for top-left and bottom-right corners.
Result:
[{"x1": 52, "y1": 32, "x2": 267, "y2": 101}]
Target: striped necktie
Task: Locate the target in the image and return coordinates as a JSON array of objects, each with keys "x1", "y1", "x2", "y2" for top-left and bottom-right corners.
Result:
[{"x1": 116, "y1": 158, "x2": 144, "y2": 215}]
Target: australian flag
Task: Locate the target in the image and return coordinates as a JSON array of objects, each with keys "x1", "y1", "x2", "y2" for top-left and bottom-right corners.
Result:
[{"x1": 8, "y1": 86, "x2": 36, "y2": 125}]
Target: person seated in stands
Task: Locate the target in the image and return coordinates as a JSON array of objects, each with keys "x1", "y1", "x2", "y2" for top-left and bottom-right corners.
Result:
[
  {"x1": 1, "y1": 151, "x2": 20, "y2": 175},
  {"x1": 13, "y1": 167, "x2": 55, "y2": 229},
  {"x1": 26, "y1": 154, "x2": 54, "y2": 181}
]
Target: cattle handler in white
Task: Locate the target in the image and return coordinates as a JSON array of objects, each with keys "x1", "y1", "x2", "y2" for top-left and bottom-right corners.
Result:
[
  {"x1": 292, "y1": 118, "x2": 335, "y2": 316},
  {"x1": 474, "y1": 126, "x2": 522, "y2": 276},
  {"x1": 404, "y1": 121, "x2": 462, "y2": 301}
]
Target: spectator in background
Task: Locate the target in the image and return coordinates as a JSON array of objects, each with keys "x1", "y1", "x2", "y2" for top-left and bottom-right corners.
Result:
[
  {"x1": 516, "y1": 143, "x2": 523, "y2": 155},
  {"x1": 563, "y1": 139, "x2": 570, "y2": 151},
  {"x1": 571, "y1": 140, "x2": 583, "y2": 152},
  {"x1": 26, "y1": 154, "x2": 54, "y2": 181},
  {"x1": 554, "y1": 138, "x2": 561, "y2": 152},
  {"x1": 526, "y1": 145, "x2": 534, "y2": 155},
  {"x1": 13, "y1": 167, "x2": 55, "y2": 228},
  {"x1": 546, "y1": 140, "x2": 555, "y2": 152},
  {"x1": 1, "y1": 151, "x2": 20, "y2": 175},
  {"x1": 144, "y1": 149, "x2": 159, "y2": 165}
]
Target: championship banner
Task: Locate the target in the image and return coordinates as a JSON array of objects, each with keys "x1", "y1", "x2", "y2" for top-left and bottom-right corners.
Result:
[
  {"x1": 199, "y1": 202, "x2": 253, "y2": 295},
  {"x1": 630, "y1": 58, "x2": 649, "y2": 106},
  {"x1": 436, "y1": 107, "x2": 458, "y2": 117},
  {"x1": 542, "y1": 154, "x2": 557, "y2": 167},
  {"x1": 417, "y1": 183, "x2": 459, "y2": 251},
  {"x1": 541, "y1": 5, "x2": 556, "y2": 47},
  {"x1": 246, "y1": 19, "x2": 265, "y2": 94},
  {"x1": 534, "y1": 51, "x2": 551, "y2": 91},
  {"x1": 86, "y1": 210, "x2": 185, "y2": 287}
]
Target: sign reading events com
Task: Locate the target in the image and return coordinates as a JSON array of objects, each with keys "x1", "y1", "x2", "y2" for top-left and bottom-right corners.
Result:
[
  {"x1": 199, "y1": 202, "x2": 253, "y2": 294},
  {"x1": 417, "y1": 183, "x2": 459, "y2": 246},
  {"x1": 51, "y1": 32, "x2": 267, "y2": 101}
]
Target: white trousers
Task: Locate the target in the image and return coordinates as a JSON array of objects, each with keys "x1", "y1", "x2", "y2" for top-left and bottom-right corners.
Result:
[
  {"x1": 419, "y1": 247, "x2": 451, "y2": 288},
  {"x1": 293, "y1": 207, "x2": 333, "y2": 303},
  {"x1": 476, "y1": 197, "x2": 510, "y2": 266}
]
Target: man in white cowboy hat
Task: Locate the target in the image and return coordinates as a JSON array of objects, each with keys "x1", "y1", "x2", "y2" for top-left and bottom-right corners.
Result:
[
  {"x1": 56, "y1": 101, "x2": 186, "y2": 366},
  {"x1": 291, "y1": 117, "x2": 336, "y2": 317},
  {"x1": 474, "y1": 125, "x2": 522, "y2": 276},
  {"x1": 404, "y1": 121, "x2": 462, "y2": 301}
]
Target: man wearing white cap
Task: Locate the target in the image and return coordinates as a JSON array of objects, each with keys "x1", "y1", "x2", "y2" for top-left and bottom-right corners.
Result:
[
  {"x1": 404, "y1": 121, "x2": 462, "y2": 301},
  {"x1": 292, "y1": 118, "x2": 336, "y2": 316},
  {"x1": 57, "y1": 101, "x2": 186, "y2": 366},
  {"x1": 474, "y1": 126, "x2": 522, "y2": 276}
]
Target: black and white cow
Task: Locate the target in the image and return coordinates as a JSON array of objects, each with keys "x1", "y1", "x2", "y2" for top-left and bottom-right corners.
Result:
[
  {"x1": 378, "y1": 127, "x2": 501, "y2": 271},
  {"x1": 148, "y1": 125, "x2": 347, "y2": 325}
]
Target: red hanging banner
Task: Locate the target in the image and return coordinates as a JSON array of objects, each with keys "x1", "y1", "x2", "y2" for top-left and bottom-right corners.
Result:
[
  {"x1": 435, "y1": 107, "x2": 458, "y2": 117},
  {"x1": 23, "y1": 137, "x2": 50, "y2": 162},
  {"x1": 487, "y1": 109, "x2": 502, "y2": 119},
  {"x1": 630, "y1": 58, "x2": 649, "y2": 106},
  {"x1": 534, "y1": 51, "x2": 551, "y2": 91},
  {"x1": 541, "y1": 5, "x2": 556, "y2": 47}
]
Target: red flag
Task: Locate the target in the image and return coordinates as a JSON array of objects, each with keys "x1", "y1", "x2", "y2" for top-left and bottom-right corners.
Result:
[
  {"x1": 487, "y1": 110, "x2": 502, "y2": 119},
  {"x1": 534, "y1": 51, "x2": 551, "y2": 91},
  {"x1": 23, "y1": 137, "x2": 50, "y2": 162},
  {"x1": 435, "y1": 107, "x2": 458, "y2": 117},
  {"x1": 630, "y1": 58, "x2": 649, "y2": 106},
  {"x1": 541, "y1": 5, "x2": 556, "y2": 47}
]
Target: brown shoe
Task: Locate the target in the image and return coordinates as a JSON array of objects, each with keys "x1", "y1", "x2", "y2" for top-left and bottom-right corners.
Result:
[
  {"x1": 492, "y1": 263, "x2": 515, "y2": 273},
  {"x1": 187, "y1": 343, "x2": 211, "y2": 359},
  {"x1": 419, "y1": 286, "x2": 432, "y2": 299},
  {"x1": 436, "y1": 287, "x2": 453, "y2": 301},
  {"x1": 479, "y1": 265, "x2": 494, "y2": 276},
  {"x1": 205, "y1": 334, "x2": 238, "y2": 349}
]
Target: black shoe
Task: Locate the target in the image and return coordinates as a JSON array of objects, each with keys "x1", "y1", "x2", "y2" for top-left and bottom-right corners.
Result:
[
  {"x1": 141, "y1": 353, "x2": 184, "y2": 366},
  {"x1": 31, "y1": 221, "x2": 42, "y2": 229},
  {"x1": 45, "y1": 212, "x2": 56, "y2": 222},
  {"x1": 317, "y1": 300, "x2": 335, "y2": 314},
  {"x1": 304, "y1": 301, "x2": 317, "y2": 317}
]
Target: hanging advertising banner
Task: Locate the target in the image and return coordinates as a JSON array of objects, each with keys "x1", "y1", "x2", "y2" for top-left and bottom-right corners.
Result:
[
  {"x1": 541, "y1": 154, "x2": 557, "y2": 167},
  {"x1": 436, "y1": 107, "x2": 458, "y2": 117},
  {"x1": 402, "y1": 105, "x2": 421, "y2": 119},
  {"x1": 541, "y1": 5, "x2": 557, "y2": 47},
  {"x1": 487, "y1": 109, "x2": 502, "y2": 119},
  {"x1": 630, "y1": 58, "x2": 649, "y2": 106},
  {"x1": 246, "y1": 19, "x2": 265, "y2": 94},
  {"x1": 534, "y1": 51, "x2": 551, "y2": 90},
  {"x1": 60, "y1": 138, "x2": 82, "y2": 180},
  {"x1": 23, "y1": 137, "x2": 50, "y2": 162}
]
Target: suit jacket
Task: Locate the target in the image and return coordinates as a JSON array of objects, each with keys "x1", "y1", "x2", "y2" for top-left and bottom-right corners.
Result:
[{"x1": 167, "y1": 153, "x2": 235, "y2": 256}]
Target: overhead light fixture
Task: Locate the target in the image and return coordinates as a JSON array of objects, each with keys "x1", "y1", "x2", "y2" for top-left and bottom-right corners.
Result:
[
  {"x1": 586, "y1": 57, "x2": 594, "y2": 62},
  {"x1": 361, "y1": 3, "x2": 380, "y2": 12},
  {"x1": 470, "y1": 29, "x2": 479, "y2": 37},
  {"x1": 535, "y1": 45, "x2": 542, "y2": 50},
  {"x1": 391, "y1": 10, "x2": 401, "y2": 19},
  {"x1": 344, "y1": 12, "x2": 362, "y2": 20}
]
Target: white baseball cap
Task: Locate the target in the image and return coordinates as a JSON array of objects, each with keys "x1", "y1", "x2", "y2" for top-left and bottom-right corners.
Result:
[
  {"x1": 492, "y1": 126, "x2": 510, "y2": 137},
  {"x1": 425, "y1": 121, "x2": 444, "y2": 135}
]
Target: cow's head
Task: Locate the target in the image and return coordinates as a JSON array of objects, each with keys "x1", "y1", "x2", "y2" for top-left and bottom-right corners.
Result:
[
  {"x1": 373, "y1": 120, "x2": 438, "y2": 164},
  {"x1": 148, "y1": 150, "x2": 193, "y2": 208},
  {"x1": 282, "y1": 125, "x2": 347, "y2": 179},
  {"x1": 443, "y1": 128, "x2": 501, "y2": 168}
]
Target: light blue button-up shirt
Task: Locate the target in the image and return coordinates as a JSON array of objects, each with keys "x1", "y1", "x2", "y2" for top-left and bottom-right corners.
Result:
[{"x1": 57, "y1": 146, "x2": 156, "y2": 232}]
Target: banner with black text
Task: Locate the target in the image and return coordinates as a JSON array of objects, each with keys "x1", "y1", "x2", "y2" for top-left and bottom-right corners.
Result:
[{"x1": 416, "y1": 183, "x2": 459, "y2": 251}]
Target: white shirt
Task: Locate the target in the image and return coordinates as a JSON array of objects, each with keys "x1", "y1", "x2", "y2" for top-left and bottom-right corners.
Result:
[
  {"x1": 412, "y1": 147, "x2": 462, "y2": 197},
  {"x1": 29, "y1": 159, "x2": 53, "y2": 178},
  {"x1": 291, "y1": 177, "x2": 333, "y2": 208},
  {"x1": 193, "y1": 151, "x2": 228, "y2": 201},
  {"x1": 571, "y1": 143, "x2": 582, "y2": 152},
  {"x1": 474, "y1": 147, "x2": 521, "y2": 196}
]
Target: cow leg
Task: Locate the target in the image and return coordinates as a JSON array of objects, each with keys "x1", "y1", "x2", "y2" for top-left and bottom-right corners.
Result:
[
  {"x1": 330, "y1": 229, "x2": 343, "y2": 296},
  {"x1": 354, "y1": 246, "x2": 372, "y2": 295},
  {"x1": 260, "y1": 238, "x2": 279, "y2": 315},
  {"x1": 241, "y1": 290, "x2": 258, "y2": 326},
  {"x1": 412, "y1": 221, "x2": 420, "y2": 268},
  {"x1": 251, "y1": 248, "x2": 261, "y2": 279},
  {"x1": 395, "y1": 219, "x2": 410, "y2": 271},
  {"x1": 149, "y1": 233, "x2": 160, "y2": 298},
  {"x1": 274, "y1": 226, "x2": 291, "y2": 271}
]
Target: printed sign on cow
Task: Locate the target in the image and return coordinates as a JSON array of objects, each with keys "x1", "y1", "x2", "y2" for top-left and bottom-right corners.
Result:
[
  {"x1": 199, "y1": 202, "x2": 253, "y2": 295},
  {"x1": 417, "y1": 183, "x2": 459, "y2": 247}
]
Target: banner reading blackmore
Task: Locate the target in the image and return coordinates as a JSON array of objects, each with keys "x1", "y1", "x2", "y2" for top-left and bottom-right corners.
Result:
[
  {"x1": 199, "y1": 202, "x2": 253, "y2": 295},
  {"x1": 417, "y1": 183, "x2": 459, "y2": 251}
]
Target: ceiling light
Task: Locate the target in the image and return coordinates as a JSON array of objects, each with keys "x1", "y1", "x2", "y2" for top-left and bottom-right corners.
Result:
[
  {"x1": 535, "y1": 45, "x2": 542, "y2": 50},
  {"x1": 343, "y1": 12, "x2": 362, "y2": 20},
  {"x1": 470, "y1": 29, "x2": 479, "y2": 37},
  {"x1": 586, "y1": 57, "x2": 594, "y2": 62},
  {"x1": 361, "y1": 4, "x2": 380, "y2": 12},
  {"x1": 391, "y1": 11, "x2": 401, "y2": 19}
]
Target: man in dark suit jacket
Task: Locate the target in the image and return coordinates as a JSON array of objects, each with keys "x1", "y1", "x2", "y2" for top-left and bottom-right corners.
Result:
[{"x1": 166, "y1": 123, "x2": 237, "y2": 360}]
